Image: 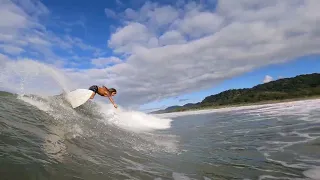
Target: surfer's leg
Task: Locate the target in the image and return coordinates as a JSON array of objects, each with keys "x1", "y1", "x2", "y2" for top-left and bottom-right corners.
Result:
[
  {"x1": 88, "y1": 85, "x2": 98, "y2": 99},
  {"x1": 90, "y1": 92, "x2": 96, "y2": 99}
]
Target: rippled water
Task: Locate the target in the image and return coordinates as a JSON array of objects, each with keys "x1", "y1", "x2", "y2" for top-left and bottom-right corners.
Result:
[{"x1": 1, "y1": 93, "x2": 319, "y2": 180}]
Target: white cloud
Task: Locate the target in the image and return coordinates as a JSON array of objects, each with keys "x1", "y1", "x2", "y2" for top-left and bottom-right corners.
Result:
[
  {"x1": 124, "y1": 8, "x2": 138, "y2": 20},
  {"x1": 102, "y1": 0, "x2": 320, "y2": 107},
  {"x1": 0, "y1": 0, "x2": 48, "y2": 30},
  {"x1": 0, "y1": 0, "x2": 53, "y2": 59},
  {"x1": 0, "y1": 0, "x2": 102, "y2": 64},
  {"x1": 159, "y1": 30, "x2": 186, "y2": 45},
  {"x1": 91, "y1": 57, "x2": 122, "y2": 68},
  {"x1": 123, "y1": 3, "x2": 179, "y2": 29},
  {"x1": 14, "y1": 0, "x2": 49, "y2": 17},
  {"x1": 27, "y1": 36, "x2": 51, "y2": 46},
  {"x1": 0, "y1": 44, "x2": 24, "y2": 55},
  {"x1": 177, "y1": 12, "x2": 224, "y2": 38},
  {"x1": 148, "y1": 5, "x2": 179, "y2": 27},
  {"x1": 0, "y1": 33, "x2": 15, "y2": 42},
  {"x1": 0, "y1": 53, "x2": 9, "y2": 65},
  {"x1": 263, "y1": 75, "x2": 273, "y2": 83},
  {"x1": 109, "y1": 22, "x2": 153, "y2": 53},
  {"x1": 0, "y1": 4, "x2": 27, "y2": 29}
]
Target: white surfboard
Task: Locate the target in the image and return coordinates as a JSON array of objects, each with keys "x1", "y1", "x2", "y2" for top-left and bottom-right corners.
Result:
[{"x1": 65, "y1": 89, "x2": 93, "y2": 108}]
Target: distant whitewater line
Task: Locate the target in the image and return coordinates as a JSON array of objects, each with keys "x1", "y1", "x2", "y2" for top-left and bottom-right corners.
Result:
[{"x1": 156, "y1": 98, "x2": 320, "y2": 118}]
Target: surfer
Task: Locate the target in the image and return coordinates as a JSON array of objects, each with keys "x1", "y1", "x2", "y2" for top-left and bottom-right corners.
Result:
[{"x1": 89, "y1": 85, "x2": 118, "y2": 108}]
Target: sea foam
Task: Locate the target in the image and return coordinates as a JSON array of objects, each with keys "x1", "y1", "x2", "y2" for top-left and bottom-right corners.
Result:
[{"x1": 95, "y1": 101, "x2": 172, "y2": 132}]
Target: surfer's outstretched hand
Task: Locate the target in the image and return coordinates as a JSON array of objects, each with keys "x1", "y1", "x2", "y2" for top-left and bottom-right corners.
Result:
[{"x1": 114, "y1": 104, "x2": 118, "y2": 109}]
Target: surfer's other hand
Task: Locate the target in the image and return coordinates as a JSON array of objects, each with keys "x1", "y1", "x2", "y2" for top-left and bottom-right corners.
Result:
[{"x1": 114, "y1": 104, "x2": 118, "y2": 108}]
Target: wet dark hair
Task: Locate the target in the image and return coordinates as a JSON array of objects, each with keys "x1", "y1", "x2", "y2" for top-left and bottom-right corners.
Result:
[
  {"x1": 108, "y1": 88, "x2": 117, "y2": 94},
  {"x1": 103, "y1": 86, "x2": 117, "y2": 94}
]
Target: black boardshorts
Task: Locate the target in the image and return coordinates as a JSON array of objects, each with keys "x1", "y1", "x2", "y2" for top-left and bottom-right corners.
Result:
[{"x1": 89, "y1": 85, "x2": 98, "y2": 93}]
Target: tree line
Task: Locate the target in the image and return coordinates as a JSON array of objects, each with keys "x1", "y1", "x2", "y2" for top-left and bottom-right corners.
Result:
[{"x1": 151, "y1": 73, "x2": 320, "y2": 114}]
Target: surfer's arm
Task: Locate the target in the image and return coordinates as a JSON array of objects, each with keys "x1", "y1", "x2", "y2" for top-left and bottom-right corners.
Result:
[
  {"x1": 102, "y1": 86, "x2": 118, "y2": 108},
  {"x1": 104, "y1": 94, "x2": 118, "y2": 108}
]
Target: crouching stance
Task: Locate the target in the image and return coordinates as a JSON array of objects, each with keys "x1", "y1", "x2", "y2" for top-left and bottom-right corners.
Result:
[{"x1": 89, "y1": 85, "x2": 118, "y2": 108}]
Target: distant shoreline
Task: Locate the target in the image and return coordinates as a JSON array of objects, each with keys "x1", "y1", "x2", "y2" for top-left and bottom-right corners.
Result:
[
  {"x1": 155, "y1": 95, "x2": 320, "y2": 114},
  {"x1": 151, "y1": 73, "x2": 320, "y2": 114}
]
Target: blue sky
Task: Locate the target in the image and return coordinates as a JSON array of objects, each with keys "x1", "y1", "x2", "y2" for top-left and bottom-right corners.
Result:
[{"x1": 0, "y1": 0, "x2": 319, "y2": 111}]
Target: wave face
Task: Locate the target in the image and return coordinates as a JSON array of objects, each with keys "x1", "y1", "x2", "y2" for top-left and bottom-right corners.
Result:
[
  {"x1": 0, "y1": 60, "x2": 180, "y2": 179},
  {"x1": 0, "y1": 92, "x2": 178, "y2": 180},
  {"x1": 1, "y1": 91, "x2": 320, "y2": 180}
]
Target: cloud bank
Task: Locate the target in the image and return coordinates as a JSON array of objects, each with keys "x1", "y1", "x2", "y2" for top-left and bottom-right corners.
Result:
[{"x1": 1, "y1": 0, "x2": 320, "y2": 109}]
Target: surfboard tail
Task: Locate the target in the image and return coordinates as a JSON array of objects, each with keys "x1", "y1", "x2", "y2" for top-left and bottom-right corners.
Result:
[{"x1": 65, "y1": 89, "x2": 93, "y2": 108}]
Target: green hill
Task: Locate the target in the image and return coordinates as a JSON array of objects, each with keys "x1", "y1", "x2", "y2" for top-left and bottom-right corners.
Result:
[
  {"x1": 0, "y1": 91, "x2": 15, "y2": 97},
  {"x1": 151, "y1": 73, "x2": 320, "y2": 114}
]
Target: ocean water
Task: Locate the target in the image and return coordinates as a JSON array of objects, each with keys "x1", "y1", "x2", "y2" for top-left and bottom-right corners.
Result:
[{"x1": 0, "y1": 92, "x2": 320, "y2": 180}]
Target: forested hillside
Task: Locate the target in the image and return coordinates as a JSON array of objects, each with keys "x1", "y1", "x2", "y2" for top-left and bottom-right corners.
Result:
[{"x1": 151, "y1": 73, "x2": 320, "y2": 114}]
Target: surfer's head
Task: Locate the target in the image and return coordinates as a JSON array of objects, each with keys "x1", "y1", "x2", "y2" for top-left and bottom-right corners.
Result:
[
  {"x1": 103, "y1": 86, "x2": 117, "y2": 96},
  {"x1": 108, "y1": 88, "x2": 117, "y2": 96}
]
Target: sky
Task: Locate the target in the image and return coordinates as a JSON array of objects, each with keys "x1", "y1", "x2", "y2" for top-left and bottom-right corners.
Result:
[{"x1": 0, "y1": 0, "x2": 319, "y2": 112}]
